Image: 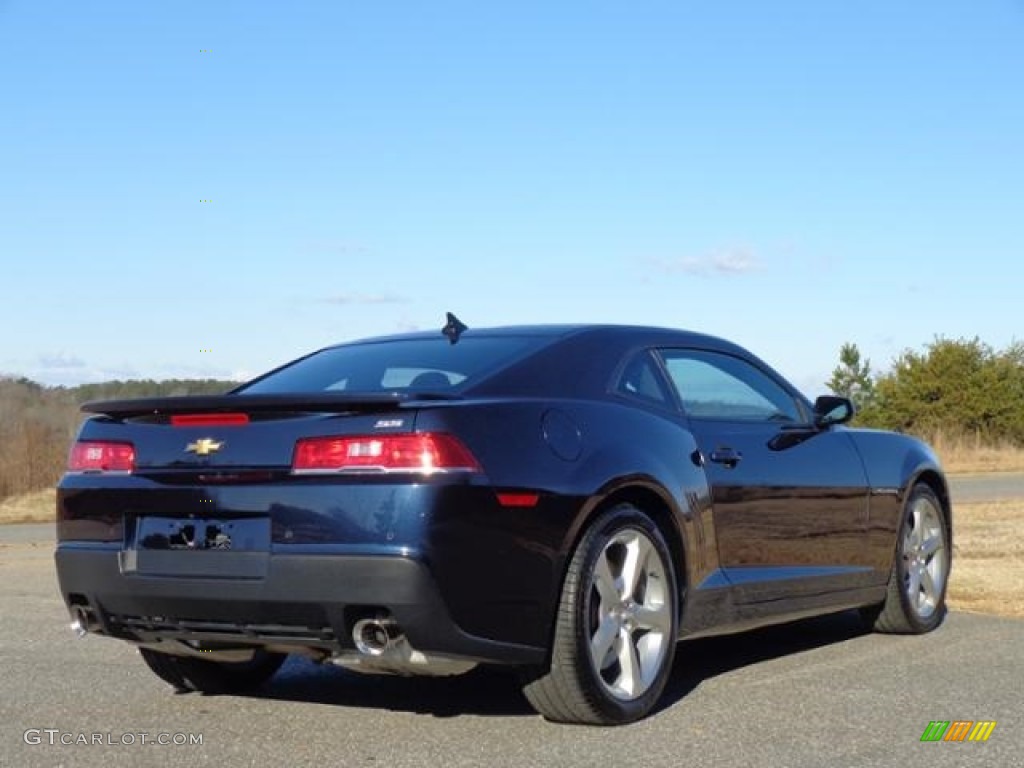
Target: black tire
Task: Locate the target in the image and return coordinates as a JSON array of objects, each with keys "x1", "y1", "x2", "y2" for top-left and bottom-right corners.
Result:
[
  {"x1": 139, "y1": 647, "x2": 286, "y2": 694},
  {"x1": 864, "y1": 483, "x2": 950, "y2": 634},
  {"x1": 521, "y1": 504, "x2": 679, "y2": 725}
]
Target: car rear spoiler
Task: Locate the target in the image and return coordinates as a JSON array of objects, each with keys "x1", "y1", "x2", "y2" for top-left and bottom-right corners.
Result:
[{"x1": 80, "y1": 392, "x2": 461, "y2": 418}]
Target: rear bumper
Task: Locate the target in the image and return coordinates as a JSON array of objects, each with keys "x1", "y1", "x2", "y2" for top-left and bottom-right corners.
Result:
[{"x1": 55, "y1": 545, "x2": 545, "y2": 666}]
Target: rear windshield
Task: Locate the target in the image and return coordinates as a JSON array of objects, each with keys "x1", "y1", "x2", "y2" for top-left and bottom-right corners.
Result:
[{"x1": 236, "y1": 336, "x2": 546, "y2": 394}]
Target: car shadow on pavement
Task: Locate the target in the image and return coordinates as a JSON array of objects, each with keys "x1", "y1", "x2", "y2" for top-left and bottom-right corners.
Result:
[
  {"x1": 655, "y1": 609, "x2": 871, "y2": 716},
  {"x1": 253, "y1": 658, "x2": 533, "y2": 718},
  {"x1": 244, "y1": 609, "x2": 871, "y2": 720}
]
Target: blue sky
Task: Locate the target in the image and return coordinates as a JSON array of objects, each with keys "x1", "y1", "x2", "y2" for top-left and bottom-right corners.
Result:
[{"x1": 2, "y1": 1, "x2": 1022, "y2": 396}]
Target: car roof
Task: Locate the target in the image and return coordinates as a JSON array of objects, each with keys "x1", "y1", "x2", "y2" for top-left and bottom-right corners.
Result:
[{"x1": 326, "y1": 323, "x2": 737, "y2": 350}]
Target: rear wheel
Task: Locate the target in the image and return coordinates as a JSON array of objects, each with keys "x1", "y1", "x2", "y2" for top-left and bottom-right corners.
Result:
[
  {"x1": 522, "y1": 504, "x2": 679, "y2": 725},
  {"x1": 864, "y1": 483, "x2": 950, "y2": 634},
  {"x1": 139, "y1": 648, "x2": 286, "y2": 694}
]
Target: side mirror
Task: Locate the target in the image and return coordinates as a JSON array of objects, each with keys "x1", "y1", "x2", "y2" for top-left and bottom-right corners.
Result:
[{"x1": 813, "y1": 395, "x2": 854, "y2": 427}]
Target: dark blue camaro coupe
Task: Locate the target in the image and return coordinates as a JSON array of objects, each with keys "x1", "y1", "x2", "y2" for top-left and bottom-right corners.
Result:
[{"x1": 55, "y1": 317, "x2": 951, "y2": 724}]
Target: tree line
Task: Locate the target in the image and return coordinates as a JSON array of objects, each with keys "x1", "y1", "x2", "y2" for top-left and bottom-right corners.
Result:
[
  {"x1": 828, "y1": 337, "x2": 1024, "y2": 444},
  {"x1": 0, "y1": 377, "x2": 237, "y2": 502}
]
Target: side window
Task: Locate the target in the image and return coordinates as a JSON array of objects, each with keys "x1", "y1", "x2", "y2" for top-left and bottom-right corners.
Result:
[
  {"x1": 658, "y1": 349, "x2": 801, "y2": 422},
  {"x1": 615, "y1": 351, "x2": 672, "y2": 407}
]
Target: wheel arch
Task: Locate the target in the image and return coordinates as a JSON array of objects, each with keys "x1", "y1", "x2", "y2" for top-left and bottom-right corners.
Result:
[
  {"x1": 846, "y1": 428, "x2": 954, "y2": 568},
  {"x1": 910, "y1": 468, "x2": 953, "y2": 552},
  {"x1": 566, "y1": 478, "x2": 692, "y2": 622}
]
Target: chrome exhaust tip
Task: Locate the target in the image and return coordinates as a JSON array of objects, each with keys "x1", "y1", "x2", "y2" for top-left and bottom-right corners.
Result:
[
  {"x1": 69, "y1": 606, "x2": 90, "y2": 639},
  {"x1": 352, "y1": 617, "x2": 402, "y2": 656}
]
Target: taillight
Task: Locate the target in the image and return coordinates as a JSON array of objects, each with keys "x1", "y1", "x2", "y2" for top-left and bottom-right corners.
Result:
[
  {"x1": 292, "y1": 433, "x2": 481, "y2": 474},
  {"x1": 170, "y1": 413, "x2": 250, "y2": 427},
  {"x1": 68, "y1": 441, "x2": 135, "y2": 473},
  {"x1": 497, "y1": 493, "x2": 540, "y2": 508}
]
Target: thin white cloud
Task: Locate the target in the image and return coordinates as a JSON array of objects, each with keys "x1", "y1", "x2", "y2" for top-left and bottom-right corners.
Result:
[
  {"x1": 37, "y1": 352, "x2": 87, "y2": 369},
  {"x1": 323, "y1": 293, "x2": 411, "y2": 306},
  {"x1": 394, "y1": 316, "x2": 421, "y2": 333},
  {"x1": 650, "y1": 248, "x2": 760, "y2": 277},
  {"x1": 795, "y1": 372, "x2": 829, "y2": 400},
  {"x1": 656, "y1": 256, "x2": 704, "y2": 274},
  {"x1": 713, "y1": 249, "x2": 758, "y2": 274}
]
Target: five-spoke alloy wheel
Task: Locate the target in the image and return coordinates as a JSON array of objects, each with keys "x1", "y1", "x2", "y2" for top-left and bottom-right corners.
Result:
[
  {"x1": 901, "y1": 491, "x2": 948, "y2": 621},
  {"x1": 865, "y1": 483, "x2": 950, "y2": 634},
  {"x1": 587, "y1": 527, "x2": 674, "y2": 701}
]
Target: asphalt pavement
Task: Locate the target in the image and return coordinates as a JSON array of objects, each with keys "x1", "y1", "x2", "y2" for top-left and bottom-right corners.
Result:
[{"x1": 946, "y1": 472, "x2": 1024, "y2": 503}]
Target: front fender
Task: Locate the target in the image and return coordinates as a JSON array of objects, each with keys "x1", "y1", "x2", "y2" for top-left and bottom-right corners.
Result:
[{"x1": 845, "y1": 428, "x2": 951, "y2": 570}]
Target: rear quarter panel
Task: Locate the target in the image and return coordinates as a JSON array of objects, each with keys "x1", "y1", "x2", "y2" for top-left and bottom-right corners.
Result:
[{"x1": 415, "y1": 398, "x2": 714, "y2": 641}]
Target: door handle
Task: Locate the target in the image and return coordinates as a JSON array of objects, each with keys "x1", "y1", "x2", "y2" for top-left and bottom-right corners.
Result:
[{"x1": 709, "y1": 447, "x2": 742, "y2": 468}]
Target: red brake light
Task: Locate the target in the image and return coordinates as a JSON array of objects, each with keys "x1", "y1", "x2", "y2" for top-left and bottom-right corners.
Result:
[
  {"x1": 170, "y1": 413, "x2": 250, "y2": 426},
  {"x1": 292, "y1": 433, "x2": 480, "y2": 474},
  {"x1": 497, "y1": 493, "x2": 540, "y2": 508},
  {"x1": 69, "y1": 441, "x2": 135, "y2": 472}
]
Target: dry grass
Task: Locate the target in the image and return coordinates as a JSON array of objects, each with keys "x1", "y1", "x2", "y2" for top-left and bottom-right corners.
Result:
[
  {"x1": 948, "y1": 500, "x2": 1024, "y2": 618},
  {"x1": 929, "y1": 432, "x2": 1024, "y2": 475},
  {"x1": 0, "y1": 488, "x2": 54, "y2": 524}
]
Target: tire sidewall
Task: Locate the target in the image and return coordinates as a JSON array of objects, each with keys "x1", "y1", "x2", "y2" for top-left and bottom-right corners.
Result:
[
  {"x1": 572, "y1": 505, "x2": 679, "y2": 723},
  {"x1": 894, "y1": 484, "x2": 950, "y2": 632}
]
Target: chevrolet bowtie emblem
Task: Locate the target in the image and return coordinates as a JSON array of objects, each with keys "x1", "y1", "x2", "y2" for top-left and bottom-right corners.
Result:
[{"x1": 185, "y1": 438, "x2": 224, "y2": 456}]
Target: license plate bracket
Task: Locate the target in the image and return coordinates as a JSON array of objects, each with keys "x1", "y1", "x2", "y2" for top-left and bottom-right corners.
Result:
[
  {"x1": 121, "y1": 517, "x2": 270, "y2": 578},
  {"x1": 134, "y1": 516, "x2": 270, "y2": 552}
]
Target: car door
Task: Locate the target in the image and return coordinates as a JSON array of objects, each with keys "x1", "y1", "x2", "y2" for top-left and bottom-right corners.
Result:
[{"x1": 657, "y1": 348, "x2": 872, "y2": 605}]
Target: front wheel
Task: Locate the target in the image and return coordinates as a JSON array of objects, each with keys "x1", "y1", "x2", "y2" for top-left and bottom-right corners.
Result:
[
  {"x1": 139, "y1": 647, "x2": 286, "y2": 694},
  {"x1": 864, "y1": 483, "x2": 950, "y2": 634},
  {"x1": 522, "y1": 504, "x2": 679, "y2": 725}
]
